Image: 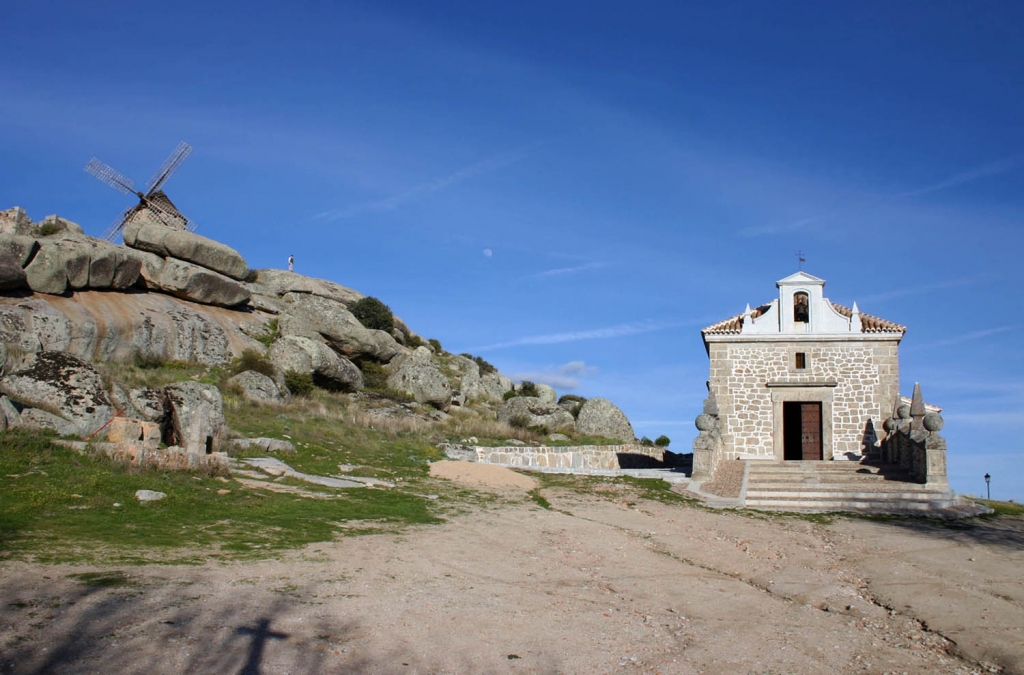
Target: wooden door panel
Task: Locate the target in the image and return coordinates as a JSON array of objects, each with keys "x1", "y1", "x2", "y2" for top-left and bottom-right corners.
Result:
[{"x1": 800, "y1": 403, "x2": 822, "y2": 460}]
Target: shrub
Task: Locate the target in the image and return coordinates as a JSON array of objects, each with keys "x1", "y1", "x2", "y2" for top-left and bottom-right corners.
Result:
[
  {"x1": 518, "y1": 381, "x2": 539, "y2": 398},
  {"x1": 406, "y1": 334, "x2": 426, "y2": 349},
  {"x1": 509, "y1": 414, "x2": 531, "y2": 430},
  {"x1": 284, "y1": 370, "x2": 314, "y2": 397},
  {"x1": 39, "y1": 221, "x2": 62, "y2": 236},
  {"x1": 428, "y1": 338, "x2": 443, "y2": 354},
  {"x1": 655, "y1": 435, "x2": 671, "y2": 448},
  {"x1": 640, "y1": 436, "x2": 654, "y2": 447},
  {"x1": 503, "y1": 389, "x2": 518, "y2": 401},
  {"x1": 132, "y1": 350, "x2": 166, "y2": 370},
  {"x1": 232, "y1": 349, "x2": 275, "y2": 377},
  {"x1": 350, "y1": 296, "x2": 394, "y2": 333},
  {"x1": 473, "y1": 355, "x2": 497, "y2": 375},
  {"x1": 255, "y1": 319, "x2": 279, "y2": 348},
  {"x1": 558, "y1": 394, "x2": 587, "y2": 405},
  {"x1": 356, "y1": 359, "x2": 388, "y2": 392}
]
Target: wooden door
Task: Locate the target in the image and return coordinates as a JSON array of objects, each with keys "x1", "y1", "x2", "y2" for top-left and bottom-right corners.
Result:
[{"x1": 800, "y1": 402, "x2": 822, "y2": 460}]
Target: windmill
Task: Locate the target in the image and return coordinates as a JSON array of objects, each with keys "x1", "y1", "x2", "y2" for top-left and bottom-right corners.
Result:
[{"x1": 84, "y1": 141, "x2": 198, "y2": 241}]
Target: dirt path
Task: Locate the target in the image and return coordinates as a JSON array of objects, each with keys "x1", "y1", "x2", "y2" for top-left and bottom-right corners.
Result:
[{"x1": 1, "y1": 477, "x2": 1021, "y2": 674}]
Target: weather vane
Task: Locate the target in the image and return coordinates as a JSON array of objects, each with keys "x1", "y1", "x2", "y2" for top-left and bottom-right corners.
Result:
[{"x1": 796, "y1": 250, "x2": 806, "y2": 270}]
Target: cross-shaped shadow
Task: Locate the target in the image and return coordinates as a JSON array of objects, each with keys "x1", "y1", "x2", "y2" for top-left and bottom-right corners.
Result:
[{"x1": 236, "y1": 618, "x2": 289, "y2": 675}]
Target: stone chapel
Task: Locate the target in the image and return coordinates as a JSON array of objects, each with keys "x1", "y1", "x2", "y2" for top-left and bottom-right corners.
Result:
[{"x1": 691, "y1": 271, "x2": 907, "y2": 478}]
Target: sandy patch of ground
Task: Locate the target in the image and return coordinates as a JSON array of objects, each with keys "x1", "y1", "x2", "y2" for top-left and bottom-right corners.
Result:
[
  {"x1": 429, "y1": 459, "x2": 538, "y2": 490},
  {"x1": 1, "y1": 480, "x2": 1021, "y2": 674}
]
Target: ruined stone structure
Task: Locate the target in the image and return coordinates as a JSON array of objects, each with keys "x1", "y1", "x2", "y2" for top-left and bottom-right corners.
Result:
[{"x1": 693, "y1": 272, "x2": 911, "y2": 479}]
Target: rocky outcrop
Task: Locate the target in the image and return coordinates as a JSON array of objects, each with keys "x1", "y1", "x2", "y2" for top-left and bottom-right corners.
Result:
[
  {"x1": 278, "y1": 293, "x2": 402, "y2": 363},
  {"x1": 0, "y1": 252, "x2": 27, "y2": 290},
  {"x1": 246, "y1": 269, "x2": 363, "y2": 307},
  {"x1": 575, "y1": 398, "x2": 635, "y2": 443},
  {"x1": 144, "y1": 258, "x2": 250, "y2": 307},
  {"x1": 0, "y1": 293, "x2": 254, "y2": 365},
  {"x1": 497, "y1": 396, "x2": 575, "y2": 433},
  {"x1": 23, "y1": 235, "x2": 142, "y2": 295},
  {"x1": 535, "y1": 383, "x2": 557, "y2": 404},
  {"x1": 269, "y1": 335, "x2": 363, "y2": 392},
  {"x1": 479, "y1": 371, "x2": 514, "y2": 401},
  {"x1": 123, "y1": 220, "x2": 249, "y2": 281},
  {"x1": 0, "y1": 234, "x2": 38, "y2": 268},
  {"x1": 0, "y1": 350, "x2": 114, "y2": 436},
  {"x1": 227, "y1": 370, "x2": 284, "y2": 403},
  {"x1": 0, "y1": 207, "x2": 35, "y2": 236},
  {"x1": 164, "y1": 381, "x2": 227, "y2": 454},
  {"x1": 386, "y1": 353, "x2": 452, "y2": 408}
]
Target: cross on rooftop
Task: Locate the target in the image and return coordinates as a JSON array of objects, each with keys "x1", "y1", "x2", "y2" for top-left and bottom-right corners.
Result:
[{"x1": 796, "y1": 250, "x2": 806, "y2": 270}]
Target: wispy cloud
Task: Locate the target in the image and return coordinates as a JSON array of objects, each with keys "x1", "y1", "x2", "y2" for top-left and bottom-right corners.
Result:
[
  {"x1": 531, "y1": 261, "x2": 606, "y2": 278},
  {"x1": 471, "y1": 319, "x2": 677, "y2": 352},
  {"x1": 314, "y1": 144, "x2": 537, "y2": 221},
  {"x1": 906, "y1": 326, "x2": 1014, "y2": 351},
  {"x1": 900, "y1": 156, "x2": 1024, "y2": 198},
  {"x1": 508, "y1": 360, "x2": 597, "y2": 390},
  {"x1": 738, "y1": 216, "x2": 819, "y2": 238}
]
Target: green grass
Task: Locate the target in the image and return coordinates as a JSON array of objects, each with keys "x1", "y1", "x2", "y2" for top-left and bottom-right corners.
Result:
[
  {"x1": 973, "y1": 498, "x2": 1024, "y2": 517},
  {"x1": 0, "y1": 428, "x2": 440, "y2": 564}
]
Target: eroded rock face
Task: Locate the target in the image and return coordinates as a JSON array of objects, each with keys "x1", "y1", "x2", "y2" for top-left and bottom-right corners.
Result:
[
  {"x1": 227, "y1": 370, "x2": 284, "y2": 403},
  {"x1": 0, "y1": 234, "x2": 38, "y2": 267},
  {"x1": 269, "y1": 335, "x2": 364, "y2": 392},
  {"x1": 23, "y1": 235, "x2": 142, "y2": 295},
  {"x1": 123, "y1": 221, "x2": 249, "y2": 281},
  {"x1": 535, "y1": 384, "x2": 557, "y2": 404},
  {"x1": 164, "y1": 381, "x2": 227, "y2": 454},
  {"x1": 246, "y1": 269, "x2": 363, "y2": 306},
  {"x1": 0, "y1": 251, "x2": 27, "y2": 291},
  {"x1": 497, "y1": 396, "x2": 575, "y2": 433},
  {"x1": 479, "y1": 371, "x2": 514, "y2": 402},
  {"x1": 575, "y1": 398, "x2": 635, "y2": 443},
  {"x1": 278, "y1": 293, "x2": 402, "y2": 363},
  {"x1": 446, "y1": 355, "x2": 484, "y2": 401},
  {"x1": 386, "y1": 358, "x2": 452, "y2": 408},
  {"x1": 148, "y1": 258, "x2": 250, "y2": 307},
  {"x1": 0, "y1": 351, "x2": 114, "y2": 436}
]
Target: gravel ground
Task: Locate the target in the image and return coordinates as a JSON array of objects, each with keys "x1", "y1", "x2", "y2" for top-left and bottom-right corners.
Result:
[
  {"x1": 698, "y1": 459, "x2": 745, "y2": 498},
  {"x1": 1, "y1": 468, "x2": 1020, "y2": 674}
]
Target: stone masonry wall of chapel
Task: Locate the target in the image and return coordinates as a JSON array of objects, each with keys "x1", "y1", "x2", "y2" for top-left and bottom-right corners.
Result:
[{"x1": 708, "y1": 340, "x2": 899, "y2": 460}]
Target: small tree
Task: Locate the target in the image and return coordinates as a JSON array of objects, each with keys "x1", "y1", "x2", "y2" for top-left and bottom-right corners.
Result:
[
  {"x1": 518, "y1": 380, "x2": 539, "y2": 397},
  {"x1": 350, "y1": 296, "x2": 394, "y2": 333},
  {"x1": 655, "y1": 435, "x2": 671, "y2": 448}
]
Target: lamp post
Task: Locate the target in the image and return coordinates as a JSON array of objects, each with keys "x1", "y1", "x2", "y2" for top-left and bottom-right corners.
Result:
[{"x1": 985, "y1": 473, "x2": 991, "y2": 500}]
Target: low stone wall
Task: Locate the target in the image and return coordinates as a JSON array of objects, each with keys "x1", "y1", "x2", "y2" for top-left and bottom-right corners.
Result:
[
  {"x1": 57, "y1": 440, "x2": 229, "y2": 474},
  {"x1": 443, "y1": 443, "x2": 675, "y2": 472}
]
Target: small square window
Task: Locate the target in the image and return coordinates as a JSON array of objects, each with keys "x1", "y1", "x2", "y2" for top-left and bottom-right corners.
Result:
[{"x1": 795, "y1": 353, "x2": 807, "y2": 370}]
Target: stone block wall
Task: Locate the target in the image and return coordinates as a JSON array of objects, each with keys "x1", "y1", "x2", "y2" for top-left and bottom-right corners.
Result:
[
  {"x1": 708, "y1": 338, "x2": 899, "y2": 460},
  {"x1": 472, "y1": 443, "x2": 670, "y2": 472}
]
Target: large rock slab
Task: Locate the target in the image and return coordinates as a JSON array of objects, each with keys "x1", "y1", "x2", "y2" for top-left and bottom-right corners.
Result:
[
  {"x1": 387, "y1": 357, "x2": 452, "y2": 408},
  {"x1": 535, "y1": 383, "x2": 558, "y2": 404},
  {"x1": 0, "y1": 350, "x2": 114, "y2": 436},
  {"x1": 0, "y1": 234, "x2": 39, "y2": 267},
  {"x1": 446, "y1": 355, "x2": 484, "y2": 400},
  {"x1": 0, "y1": 251, "x2": 27, "y2": 290},
  {"x1": 148, "y1": 258, "x2": 250, "y2": 307},
  {"x1": 575, "y1": 398, "x2": 635, "y2": 443},
  {"x1": 497, "y1": 396, "x2": 575, "y2": 433},
  {"x1": 0, "y1": 291, "x2": 260, "y2": 365},
  {"x1": 227, "y1": 370, "x2": 284, "y2": 403},
  {"x1": 479, "y1": 371, "x2": 514, "y2": 402},
  {"x1": 278, "y1": 293, "x2": 402, "y2": 362},
  {"x1": 123, "y1": 220, "x2": 249, "y2": 281},
  {"x1": 269, "y1": 334, "x2": 364, "y2": 392},
  {"x1": 246, "y1": 269, "x2": 363, "y2": 306},
  {"x1": 164, "y1": 381, "x2": 227, "y2": 454},
  {"x1": 22, "y1": 236, "x2": 141, "y2": 294}
]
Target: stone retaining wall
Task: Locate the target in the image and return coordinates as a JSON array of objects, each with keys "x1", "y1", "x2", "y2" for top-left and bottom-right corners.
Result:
[{"x1": 464, "y1": 443, "x2": 672, "y2": 472}]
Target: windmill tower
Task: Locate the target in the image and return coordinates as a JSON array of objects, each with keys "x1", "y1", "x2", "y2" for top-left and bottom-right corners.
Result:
[{"x1": 84, "y1": 142, "x2": 198, "y2": 241}]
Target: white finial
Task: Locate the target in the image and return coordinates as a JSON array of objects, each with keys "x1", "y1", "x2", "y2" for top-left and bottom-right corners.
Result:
[{"x1": 851, "y1": 301, "x2": 862, "y2": 333}]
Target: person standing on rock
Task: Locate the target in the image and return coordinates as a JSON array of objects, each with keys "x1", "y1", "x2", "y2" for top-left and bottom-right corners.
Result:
[{"x1": 288, "y1": 254, "x2": 294, "y2": 272}]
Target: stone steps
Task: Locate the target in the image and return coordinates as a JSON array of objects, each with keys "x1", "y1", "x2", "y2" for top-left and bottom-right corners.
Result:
[{"x1": 742, "y1": 460, "x2": 955, "y2": 513}]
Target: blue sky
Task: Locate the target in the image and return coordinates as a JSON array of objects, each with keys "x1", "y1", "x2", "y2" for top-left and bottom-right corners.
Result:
[{"x1": 2, "y1": 1, "x2": 1022, "y2": 500}]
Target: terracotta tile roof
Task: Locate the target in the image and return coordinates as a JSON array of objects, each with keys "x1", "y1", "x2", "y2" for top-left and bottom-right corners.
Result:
[
  {"x1": 702, "y1": 302, "x2": 773, "y2": 335},
  {"x1": 829, "y1": 302, "x2": 906, "y2": 334},
  {"x1": 701, "y1": 301, "x2": 905, "y2": 335}
]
